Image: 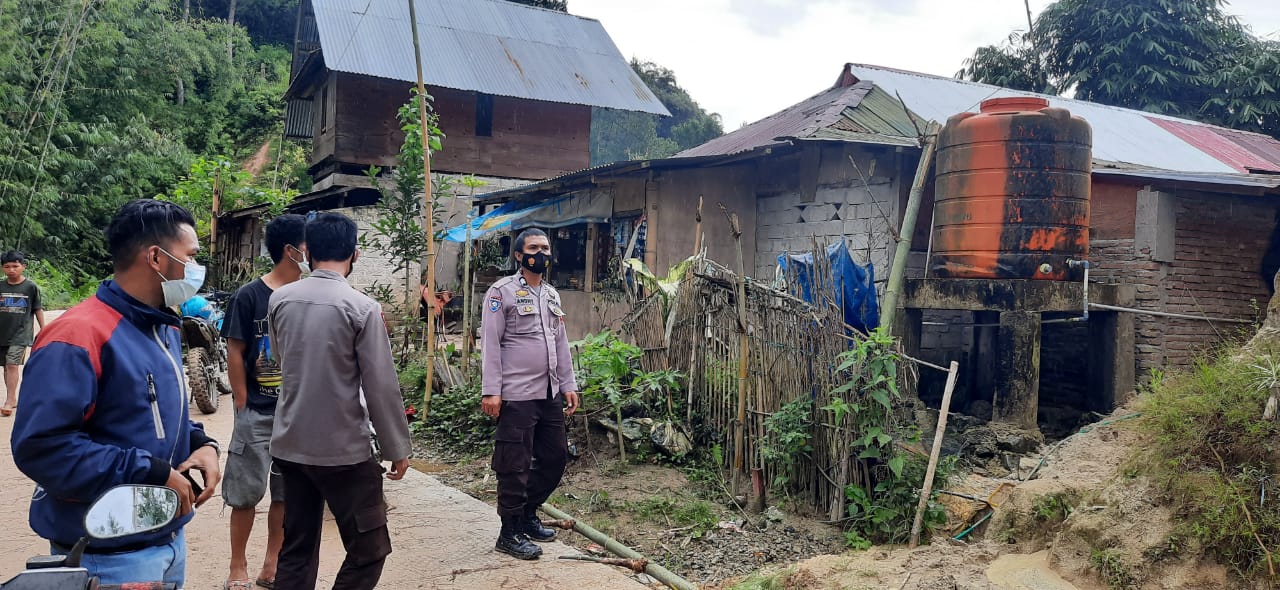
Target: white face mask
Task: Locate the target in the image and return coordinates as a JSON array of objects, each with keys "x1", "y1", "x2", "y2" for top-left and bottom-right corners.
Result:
[
  {"x1": 156, "y1": 247, "x2": 206, "y2": 308},
  {"x1": 288, "y1": 244, "x2": 310, "y2": 276}
]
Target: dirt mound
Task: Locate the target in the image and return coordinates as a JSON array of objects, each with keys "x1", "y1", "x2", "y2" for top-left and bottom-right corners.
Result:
[{"x1": 730, "y1": 405, "x2": 1240, "y2": 590}]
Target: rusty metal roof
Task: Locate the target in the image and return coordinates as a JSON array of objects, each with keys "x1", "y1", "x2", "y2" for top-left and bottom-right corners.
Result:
[
  {"x1": 678, "y1": 81, "x2": 923, "y2": 157},
  {"x1": 310, "y1": 0, "x2": 669, "y2": 115},
  {"x1": 842, "y1": 63, "x2": 1280, "y2": 174}
]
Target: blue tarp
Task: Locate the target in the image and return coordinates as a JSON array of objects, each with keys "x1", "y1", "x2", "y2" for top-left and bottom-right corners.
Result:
[{"x1": 777, "y1": 241, "x2": 879, "y2": 333}]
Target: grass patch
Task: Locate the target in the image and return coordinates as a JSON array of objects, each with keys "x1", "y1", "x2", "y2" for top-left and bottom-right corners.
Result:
[
  {"x1": 1030, "y1": 492, "x2": 1075, "y2": 525},
  {"x1": 1138, "y1": 348, "x2": 1280, "y2": 579},
  {"x1": 627, "y1": 496, "x2": 718, "y2": 537},
  {"x1": 1089, "y1": 547, "x2": 1135, "y2": 589}
]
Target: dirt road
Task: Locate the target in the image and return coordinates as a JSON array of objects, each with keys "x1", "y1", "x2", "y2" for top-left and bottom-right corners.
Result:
[{"x1": 0, "y1": 310, "x2": 646, "y2": 589}]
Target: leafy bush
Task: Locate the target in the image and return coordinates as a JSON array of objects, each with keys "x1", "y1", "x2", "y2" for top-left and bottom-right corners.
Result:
[
  {"x1": 826, "y1": 328, "x2": 952, "y2": 547},
  {"x1": 24, "y1": 260, "x2": 98, "y2": 309},
  {"x1": 761, "y1": 398, "x2": 813, "y2": 487},
  {"x1": 417, "y1": 379, "x2": 494, "y2": 456},
  {"x1": 1139, "y1": 350, "x2": 1280, "y2": 579}
]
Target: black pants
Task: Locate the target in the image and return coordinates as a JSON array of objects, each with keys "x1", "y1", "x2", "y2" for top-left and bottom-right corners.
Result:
[
  {"x1": 492, "y1": 396, "x2": 568, "y2": 518},
  {"x1": 274, "y1": 458, "x2": 392, "y2": 590}
]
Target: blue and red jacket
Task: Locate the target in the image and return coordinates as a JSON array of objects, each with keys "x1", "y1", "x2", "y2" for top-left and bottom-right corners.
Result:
[{"x1": 11, "y1": 281, "x2": 214, "y2": 550}]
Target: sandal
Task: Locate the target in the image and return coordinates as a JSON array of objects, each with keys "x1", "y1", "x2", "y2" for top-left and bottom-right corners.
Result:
[
  {"x1": 225, "y1": 580, "x2": 253, "y2": 590},
  {"x1": 255, "y1": 578, "x2": 275, "y2": 589}
]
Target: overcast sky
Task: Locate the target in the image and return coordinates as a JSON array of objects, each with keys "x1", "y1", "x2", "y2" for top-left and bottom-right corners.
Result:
[{"x1": 569, "y1": 0, "x2": 1280, "y2": 131}]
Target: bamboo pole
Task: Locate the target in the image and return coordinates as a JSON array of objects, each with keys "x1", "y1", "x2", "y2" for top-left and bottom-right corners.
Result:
[
  {"x1": 693, "y1": 195, "x2": 704, "y2": 257},
  {"x1": 408, "y1": 0, "x2": 439, "y2": 414},
  {"x1": 910, "y1": 360, "x2": 959, "y2": 548},
  {"x1": 721, "y1": 203, "x2": 750, "y2": 494},
  {"x1": 210, "y1": 167, "x2": 222, "y2": 255},
  {"x1": 882, "y1": 122, "x2": 940, "y2": 333},
  {"x1": 460, "y1": 202, "x2": 474, "y2": 378},
  {"x1": 541, "y1": 504, "x2": 698, "y2": 590}
]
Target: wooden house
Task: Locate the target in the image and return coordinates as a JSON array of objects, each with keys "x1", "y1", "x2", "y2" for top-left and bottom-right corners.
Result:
[{"x1": 217, "y1": 0, "x2": 668, "y2": 296}]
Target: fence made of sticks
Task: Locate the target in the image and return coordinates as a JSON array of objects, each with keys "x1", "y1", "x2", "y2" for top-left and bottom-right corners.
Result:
[{"x1": 624, "y1": 251, "x2": 905, "y2": 517}]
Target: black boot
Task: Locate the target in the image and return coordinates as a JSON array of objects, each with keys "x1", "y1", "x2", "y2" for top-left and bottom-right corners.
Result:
[
  {"x1": 495, "y1": 516, "x2": 543, "y2": 560},
  {"x1": 523, "y1": 509, "x2": 556, "y2": 542}
]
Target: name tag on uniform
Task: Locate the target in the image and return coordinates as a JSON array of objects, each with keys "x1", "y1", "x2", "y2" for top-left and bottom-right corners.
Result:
[
  {"x1": 514, "y1": 297, "x2": 535, "y2": 306},
  {"x1": 548, "y1": 303, "x2": 565, "y2": 317}
]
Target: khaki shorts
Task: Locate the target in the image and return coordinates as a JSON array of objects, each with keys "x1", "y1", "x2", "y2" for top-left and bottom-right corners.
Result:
[
  {"x1": 223, "y1": 407, "x2": 285, "y2": 508},
  {"x1": 0, "y1": 346, "x2": 28, "y2": 366}
]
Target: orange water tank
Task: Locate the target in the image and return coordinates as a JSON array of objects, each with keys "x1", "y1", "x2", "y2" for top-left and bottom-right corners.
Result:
[{"x1": 930, "y1": 97, "x2": 1092, "y2": 280}]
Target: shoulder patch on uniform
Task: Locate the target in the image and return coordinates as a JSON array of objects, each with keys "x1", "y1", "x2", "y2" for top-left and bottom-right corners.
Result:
[{"x1": 488, "y1": 297, "x2": 502, "y2": 313}]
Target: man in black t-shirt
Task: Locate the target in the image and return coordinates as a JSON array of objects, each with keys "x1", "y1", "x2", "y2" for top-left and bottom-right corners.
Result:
[
  {"x1": 220, "y1": 214, "x2": 307, "y2": 590},
  {"x1": 0, "y1": 251, "x2": 45, "y2": 416}
]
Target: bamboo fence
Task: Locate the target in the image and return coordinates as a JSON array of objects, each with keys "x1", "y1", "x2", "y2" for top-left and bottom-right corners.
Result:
[{"x1": 623, "y1": 247, "x2": 889, "y2": 516}]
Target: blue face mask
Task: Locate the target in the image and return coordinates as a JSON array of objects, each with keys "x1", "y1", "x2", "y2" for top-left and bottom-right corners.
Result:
[{"x1": 156, "y1": 247, "x2": 206, "y2": 307}]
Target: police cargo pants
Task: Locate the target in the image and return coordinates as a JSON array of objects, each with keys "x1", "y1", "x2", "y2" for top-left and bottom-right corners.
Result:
[{"x1": 492, "y1": 395, "x2": 569, "y2": 517}]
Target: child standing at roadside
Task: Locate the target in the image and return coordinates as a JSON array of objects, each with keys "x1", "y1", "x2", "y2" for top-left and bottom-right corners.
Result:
[{"x1": 0, "y1": 251, "x2": 45, "y2": 416}]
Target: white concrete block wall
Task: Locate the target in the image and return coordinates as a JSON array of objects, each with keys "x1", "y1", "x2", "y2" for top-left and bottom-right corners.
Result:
[
  {"x1": 336, "y1": 173, "x2": 530, "y2": 310},
  {"x1": 753, "y1": 178, "x2": 899, "y2": 285}
]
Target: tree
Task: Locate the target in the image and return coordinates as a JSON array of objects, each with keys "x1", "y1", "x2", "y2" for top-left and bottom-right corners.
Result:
[
  {"x1": 590, "y1": 59, "x2": 723, "y2": 165},
  {"x1": 959, "y1": 0, "x2": 1280, "y2": 137},
  {"x1": 505, "y1": 0, "x2": 568, "y2": 12},
  {"x1": 0, "y1": 0, "x2": 298, "y2": 279}
]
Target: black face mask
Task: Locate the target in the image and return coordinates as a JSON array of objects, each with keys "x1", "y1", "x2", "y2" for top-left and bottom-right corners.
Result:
[{"x1": 521, "y1": 251, "x2": 549, "y2": 274}]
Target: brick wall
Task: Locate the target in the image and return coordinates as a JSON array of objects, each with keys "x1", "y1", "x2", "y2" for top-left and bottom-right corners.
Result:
[
  {"x1": 1090, "y1": 186, "x2": 1278, "y2": 378},
  {"x1": 1038, "y1": 313, "x2": 1090, "y2": 409},
  {"x1": 1162, "y1": 193, "x2": 1275, "y2": 367}
]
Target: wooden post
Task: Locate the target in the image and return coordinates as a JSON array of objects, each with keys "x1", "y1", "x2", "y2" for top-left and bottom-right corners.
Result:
[
  {"x1": 692, "y1": 195, "x2": 703, "y2": 257},
  {"x1": 408, "y1": 0, "x2": 439, "y2": 414},
  {"x1": 910, "y1": 360, "x2": 959, "y2": 548},
  {"x1": 722, "y1": 204, "x2": 750, "y2": 494},
  {"x1": 210, "y1": 168, "x2": 222, "y2": 255},
  {"x1": 584, "y1": 222, "x2": 597, "y2": 293}
]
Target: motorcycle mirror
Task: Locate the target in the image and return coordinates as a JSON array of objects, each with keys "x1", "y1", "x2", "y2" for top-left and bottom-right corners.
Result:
[{"x1": 82, "y1": 485, "x2": 180, "y2": 540}]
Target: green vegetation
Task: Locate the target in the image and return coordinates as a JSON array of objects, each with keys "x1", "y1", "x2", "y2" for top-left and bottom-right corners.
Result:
[
  {"x1": 400, "y1": 355, "x2": 495, "y2": 456},
  {"x1": 0, "y1": 0, "x2": 304, "y2": 286},
  {"x1": 628, "y1": 496, "x2": 718, "y2": 538},
  {"x1": 1031, "y1": 492, "x2": 1075, "y2": 526},
  {"x1": 24, "y1": 259, "x2": 97, "y2": 309},
  {"x1": 1138, "y1": 348, "x2": 1280, "y2": 579},
  {"x1": 823, "y1": 328, "x2": 953, "y2": 548},
  {"x1": 1089, "y1": 547, "x2": 1136, "y2": 589},
  {"x1": 761, "y1": 398, "x2": 813, "y2": 488},
  {"x1": 961, "y1": 0, "x2": 1280, "y2": 138}
]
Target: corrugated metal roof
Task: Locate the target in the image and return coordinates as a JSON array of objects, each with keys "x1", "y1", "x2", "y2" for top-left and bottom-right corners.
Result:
[
  {"x1": 843, "y1": 63, "x2": 1280, "y2": 174},
  {"x1": 1093, "y1": 165, "x2": 1280, "y2": 194},
  {"x1": 677, "y1": 82, "x2": 922, "y2": 157},
  {"x1": 310, "y1": 0, "x2": 669, "y2": 115},
  {"x1": 1210, "y1": 127, "x2": 1280, "y2": 174},
  {"x1": 1146, "y1": 117, "x2": 1280, "y2": 174}
]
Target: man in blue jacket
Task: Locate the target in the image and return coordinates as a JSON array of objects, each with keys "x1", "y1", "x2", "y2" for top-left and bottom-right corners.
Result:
[{"x1": 11, "y1": 199, "x2": 222, "y2": 586}]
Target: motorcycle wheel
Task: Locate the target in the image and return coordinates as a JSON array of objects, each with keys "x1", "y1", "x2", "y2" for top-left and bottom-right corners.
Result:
[
  {"x1": 215, "y1": 340, "x2": 232, "y2": 395},
  {"x1": 188, "y1": 347, "x2": 219, "y2": 414}
]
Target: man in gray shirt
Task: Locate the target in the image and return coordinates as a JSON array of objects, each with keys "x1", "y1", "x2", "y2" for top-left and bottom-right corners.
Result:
[{"x1": 267, "y1": 212, "x2": 410, "y2": 590}]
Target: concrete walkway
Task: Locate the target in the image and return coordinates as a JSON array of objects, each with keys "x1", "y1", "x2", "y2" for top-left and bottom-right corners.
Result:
[{"x1": 0, "y1": 311, "x2": 647, "y2": 589}]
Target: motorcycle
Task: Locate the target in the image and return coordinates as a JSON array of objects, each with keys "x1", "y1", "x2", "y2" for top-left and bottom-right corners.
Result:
[
  {"x1": 0, "y1": 484, "x2": 181, "y2": 589},
  {"x1": 180, "y1": 293, "x2": 232, "y2": 415}
]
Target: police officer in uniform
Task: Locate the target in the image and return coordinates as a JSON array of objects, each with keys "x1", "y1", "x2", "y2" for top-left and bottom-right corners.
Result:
[{"x1": 480, "y1": 228, "x2": 580, "y2": 560}]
